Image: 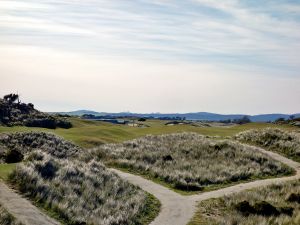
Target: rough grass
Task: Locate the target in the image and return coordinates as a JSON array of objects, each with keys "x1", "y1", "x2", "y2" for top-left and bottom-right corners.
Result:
[
  {"x1": 188, "y1": 179, "x2": 300, "y2": 225},
  {"x1": 0, "y1": 132, "x2": 81, "y2": 161},
  {"x1": 235, "y1": 128, "x2": 300, "y2": 162},
  {"x1": 1, "y1": 132, "x2": 159, "y2": 225},
  {"x1": 9, "y1": 151, "x2": 149, "y2": 225},
  {"x1": 94, "y1": 133, "x2": 293, "y2": 192},
  {"x1": 0, "y1": 204, "x2": 22, "y2": 225},
  {"x1": 0, "y1": 118, "x2": 295, "y2": 148}
]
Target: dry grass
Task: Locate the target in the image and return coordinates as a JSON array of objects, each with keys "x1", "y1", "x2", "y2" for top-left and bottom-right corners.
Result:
[
  {"x1": 235, "y1": 128, "x2": 300, "y2": 162},
  {"x1": 189, "y1": 179, "x2": 300, "y2": 225},
  {"x1": 1, "y1": 132, "x2": 159, "y2": 225},
  {"x1": 0, "y1": 132, "x2": 81, "y2": 161},
  {"x1": 9, "y1": 151, "x2": 148, "y2": 225},
  {"x1": 94, "y1": 133, "x2": 293, "y2": 191}
]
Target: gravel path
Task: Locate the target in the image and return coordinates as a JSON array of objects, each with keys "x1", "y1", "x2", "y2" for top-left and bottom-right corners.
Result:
[
  {"x1": 0, "y1": 182, "x2": 60, "y2": 225},
  {"x1": 112, "y1": 145, "x2": 300, "y2": 225}
]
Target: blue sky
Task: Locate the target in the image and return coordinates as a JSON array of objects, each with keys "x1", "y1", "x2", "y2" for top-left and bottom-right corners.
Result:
[{"x1": 0, "y1": 0, "x2": 299, "y2": 114}]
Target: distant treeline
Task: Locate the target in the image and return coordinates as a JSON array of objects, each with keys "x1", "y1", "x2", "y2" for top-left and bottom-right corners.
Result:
[
  {"x1": 81, "y1": 114, "x2": 186, "y2": 121},
  {"x1": 81, "y1": 113, "x2": 252, "y2": 124}
]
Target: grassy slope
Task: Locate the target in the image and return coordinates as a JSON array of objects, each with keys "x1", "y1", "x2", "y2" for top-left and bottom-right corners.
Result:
[
  {"x1": 235, "y1": 128, "x2": 300, "y2": 162},
  {"x1": 0, "y1": 163, "x2": 17, "y2": 180},
  {"x1": 0, "y1": 118, "x2": 295, "y2": 148},
  {"x1": 0, "y1": 131, "x2": 160, "y2": 225}
]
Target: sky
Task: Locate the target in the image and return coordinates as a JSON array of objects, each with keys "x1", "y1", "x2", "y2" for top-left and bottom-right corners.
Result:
[{"x1": 0, "y1": 0, "x2": 300, "y2": 114}]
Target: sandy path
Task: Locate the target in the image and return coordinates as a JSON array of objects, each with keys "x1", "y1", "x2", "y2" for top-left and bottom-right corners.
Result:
[
  {"x1": 0, "y1": 182, "x2": 60, "y2": 225},
  {"x1": 112, "y1": 145, "x2": 300, "y2": 225}
]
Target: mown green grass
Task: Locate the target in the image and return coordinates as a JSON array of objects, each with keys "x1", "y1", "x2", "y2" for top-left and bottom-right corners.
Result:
[
  {"x1": 0, "y1": 163, "x2": 17, "y2": 180},
  {"x1": 0, "y1": 118, "x2": 295, "y2": 148}
]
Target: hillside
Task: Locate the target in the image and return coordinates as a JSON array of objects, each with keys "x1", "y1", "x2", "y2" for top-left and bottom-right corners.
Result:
[
  {"x1": 0, "y1": 94, "x2": 72, "y2": 129},
  {"x1": 57, "y1": 110, "x2": 300, "y2": 122}
]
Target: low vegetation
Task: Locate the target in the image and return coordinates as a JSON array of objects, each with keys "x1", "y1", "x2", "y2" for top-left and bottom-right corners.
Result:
[
  {"x1": 94, "y1": 133, "x2": 293, "y2": 192},
  {"x1": 9, "y1": 151, "x2": 151, "y2": 225},
  {"x1": 275, "y1": 116, "x2": 300, "y2": 128},
  {"x1": 235, "y1": 128, "x2": 300, "y2": 162},
  {"x1": 0, "y1": 204, "x2": 22, "y2": 225},
  {"x1": 0, "y1": 117, "x2": 294, "y2": 148},
  {"x1": 0, "y1": 132, "x2": 81, "y2": 163},
  {"x1": 0, "y1": 132, "x2": 159, "y2": 225},
  {"x1": 188, "y1": 179, "x2": 300, "y2": 225},
  {"x1": 0, "y1": 94, "x2": 71, "y2": 129}
]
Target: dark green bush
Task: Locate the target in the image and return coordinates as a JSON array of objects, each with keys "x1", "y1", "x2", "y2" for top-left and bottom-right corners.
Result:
[
  {"x1": 25, "y1": 118, "x2": 57, "y2": 129},
  {"x1": 253, "y1": 201, "x2": 279, "y2": 216},
  {"x1": 56, "y1": 119, "x2": 72, "y2": 129},
  {"x1": 286, "y1": 193, "x2": 300, "y2": 203},
  {"x1": 235, "y1": 200, "x2": 255, "y2": 216},
  {"x1": 5, "y1": 149, "x2": 24, "y2": 163}
]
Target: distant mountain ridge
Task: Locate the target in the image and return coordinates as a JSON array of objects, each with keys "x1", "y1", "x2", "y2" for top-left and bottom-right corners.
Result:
[{"x1": 54, "y1": 110, "x2": 300, "y2": 122}]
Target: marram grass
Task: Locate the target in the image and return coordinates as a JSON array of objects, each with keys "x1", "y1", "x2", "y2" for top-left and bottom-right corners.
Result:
[
  {"x1": 94, "y1": 132, "x2": 293, "y2": 192},
  {"x1": 235, "y1": 128, "x2": 300, "y2": 162},
  {"x1": 188, "y1": 179, "x2": 300, "y2": 225},
  {"x1": 1, "y1": 132, "x2": 159, "y2": 225}
]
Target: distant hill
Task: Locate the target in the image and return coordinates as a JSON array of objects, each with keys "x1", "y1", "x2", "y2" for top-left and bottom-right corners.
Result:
[
  {"x1": 55, "y1": 110, "x2": 104, "y2": 116},
  {"x1": 250, "y1": 114, "x2": 300, "y2": 122},
  {"x1": 55, "y1": 110, "x2": 300, "y2": 122}
]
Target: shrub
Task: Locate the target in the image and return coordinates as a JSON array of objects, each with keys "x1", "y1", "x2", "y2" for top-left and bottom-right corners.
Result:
[
  {"x1": 25, "y1": 118, "x2": 57, "y2": 129},
  {"x1": 286, "y1": 193, "x2": 300, "y2": 203},
  {"x1": 36, "y1": 160, "x2": 58, "y2": 179},
  {"x1": 252, "y1": 201, "x2": 279, "y2": 216},
  {"x1": 5, "y1": 149, "x2": 23, "y2": 163},
  {"x1": 235, "y1": 200, "x2": 255, "y2": 215},
  {"x1": 56, "y1": 119, "x2": 72, "y2": 129},
  {"x1": 233, "y1": 116, "x2": 251, "y2": 124}
]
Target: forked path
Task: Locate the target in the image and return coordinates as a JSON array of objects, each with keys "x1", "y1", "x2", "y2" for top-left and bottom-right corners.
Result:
[
  {"x1": 0, "y1": 182, "x2": 60, "y2": 225},
  {"x1": 112, "y1": 145, "x2": 300, "y2": 225},
  {"x1": 0, "y1": 145, "x2": 299, "y2": 225}
]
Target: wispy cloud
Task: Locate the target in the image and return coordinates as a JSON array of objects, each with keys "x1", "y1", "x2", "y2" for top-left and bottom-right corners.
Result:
[
  {"x1": 0, "y1": 0, "x2": 299, "y2": 113},
  {"x1": 0, "y1": 0, "x2": 299, "y2": 71}
]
